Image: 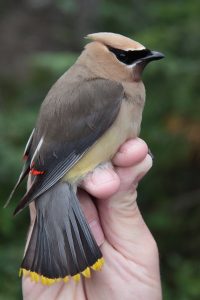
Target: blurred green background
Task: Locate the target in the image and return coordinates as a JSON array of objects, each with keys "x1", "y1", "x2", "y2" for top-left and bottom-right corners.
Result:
[{"x1": 0, "y1": 0, "x2": 199, "y2": 299}]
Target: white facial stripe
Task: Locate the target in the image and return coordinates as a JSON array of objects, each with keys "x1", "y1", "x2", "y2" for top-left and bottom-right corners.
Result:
[
  {"x1": 126, "y1": 60, "x2": 143, "y2": 68},
  {"x1": 118, "y1": 60, "x2": 142, "y2": 69},
  {"x1": 123, "y1": 46, "x2": 145, "y2": 51},
  {"x1": 30, "y1": 137, "x2": 44, "y2": 166},
  {"x1": 126, "y1": 62, "x2": 137, "y2": 68}
]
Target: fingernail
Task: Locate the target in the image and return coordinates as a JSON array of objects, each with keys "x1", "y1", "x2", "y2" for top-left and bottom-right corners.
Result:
[{"x1": 148, "y1": 148, "x2": 154, "y2": 160}]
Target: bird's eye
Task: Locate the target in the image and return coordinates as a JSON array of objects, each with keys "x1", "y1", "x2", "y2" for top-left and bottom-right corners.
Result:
[
  {"x1": 107, "y1": 46, "x2": 151, "y2": 65},
  {"x1": 108, "y1": 47, "x2": 129, "y2": 64},
  {"x1": 118, "y1": 52, "x2": 126, "y2": 58}
]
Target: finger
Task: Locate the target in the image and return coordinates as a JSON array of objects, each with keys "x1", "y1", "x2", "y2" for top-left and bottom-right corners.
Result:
[
  {"x1": 115, "y1": 153, "x2": 153, "y2": 193},
  {"x1": 97, "y1": 154, "x2": 154, "y2": 262},
  {"x1": 112, "y1": 138, "x2": 148, "y2": 167},
  {"x1": 78, "y1": 189, "x2": 105, "y2": 246},
  {"x1": 81, "y1": 138, "x2": 148, "y2": 199},
  {"x1": 81, "y1": 163, "x2": 120, "y2": 199}
]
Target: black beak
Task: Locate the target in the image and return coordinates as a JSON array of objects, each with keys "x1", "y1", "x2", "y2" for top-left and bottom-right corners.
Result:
[
  {"x1": 133, "y1": 50, "x2": 164, "y2": 81},
  {"x1": 142, "y1": 50, "x2": 165, "y2": 62}
]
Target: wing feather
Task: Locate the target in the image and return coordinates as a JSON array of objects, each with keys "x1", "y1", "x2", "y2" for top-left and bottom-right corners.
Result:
[
  {"x1": 5, "y1": 129, "x2": 35, "y2": 207},
  {"x1": 14, "y1": 77, "x2": 124, "y2": 215}
]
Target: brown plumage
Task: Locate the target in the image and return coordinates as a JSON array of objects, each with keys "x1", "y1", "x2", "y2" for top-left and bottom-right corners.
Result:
[{"x1": 7, "y1": 32, "x2": 164, "y2": 285}]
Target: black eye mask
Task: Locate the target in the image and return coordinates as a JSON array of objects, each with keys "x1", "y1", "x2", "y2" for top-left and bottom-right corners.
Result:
[{"x1": 107, "y1": 46, "x2": 152, "y2": 65}]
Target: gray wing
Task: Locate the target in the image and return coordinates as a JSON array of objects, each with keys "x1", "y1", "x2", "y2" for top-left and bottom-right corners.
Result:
[{"x1": 14, "y1": 78, "x2": 124, "y2": 215}]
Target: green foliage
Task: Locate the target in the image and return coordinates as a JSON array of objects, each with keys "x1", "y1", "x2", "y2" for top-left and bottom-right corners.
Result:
[
  {"x1": 0, "y1": 0, "x2": 200, "y2": 299},
  {"x1": 31, "y1": 52, "x2": 77, "y2": 74}
]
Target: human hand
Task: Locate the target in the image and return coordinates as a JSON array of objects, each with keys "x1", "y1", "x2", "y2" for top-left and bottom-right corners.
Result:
[{"x1": 22, "y1": 138, "x2": 162, "y2": 300}]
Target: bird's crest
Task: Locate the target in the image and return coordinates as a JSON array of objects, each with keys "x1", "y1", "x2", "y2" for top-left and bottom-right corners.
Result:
[{"x1": 86, "y1": 32, "x2": 145, "y2": 51}]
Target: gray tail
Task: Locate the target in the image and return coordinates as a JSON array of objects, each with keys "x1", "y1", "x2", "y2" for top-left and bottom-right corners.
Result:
[{"x1": 20, "y1": 181, "x2": 104, "y2": 284}]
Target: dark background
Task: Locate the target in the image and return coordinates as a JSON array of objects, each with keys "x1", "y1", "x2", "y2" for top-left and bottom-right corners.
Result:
[{"x1": 0, "y1": 0, "x2": 199, "y2": 299}]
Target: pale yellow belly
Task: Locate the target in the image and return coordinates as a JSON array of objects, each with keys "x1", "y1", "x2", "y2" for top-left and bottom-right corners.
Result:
[{"x1": 64, "y1": 100, "x2": 140, "y2": 183}]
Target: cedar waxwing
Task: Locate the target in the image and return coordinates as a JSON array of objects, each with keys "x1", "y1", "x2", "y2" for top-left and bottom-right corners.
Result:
[{"x1": 7, "y1": 32, "x2": 164, "y2": 285}]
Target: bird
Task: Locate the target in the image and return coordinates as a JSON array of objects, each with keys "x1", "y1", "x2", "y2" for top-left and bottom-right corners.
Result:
[{"x1": 7, "y1": 32, "x2": 164, "y2": 285}]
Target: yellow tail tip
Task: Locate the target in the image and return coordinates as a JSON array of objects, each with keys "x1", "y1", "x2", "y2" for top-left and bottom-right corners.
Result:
[
  {"x1": 19, "y1": 268, "x2": 30, "y2": 277},
  {"x1": 91, "y1": 258, "x2": 105, "y2": 271},
  {"x1": 30, "y1": 272, "x2": 40, "y2": 283},
  {"x1": 82, "y1": 267, "x2": 91, "y2": 278},
  {"x1": 72, "y1": 273, "x2": 81, "y2": 282},
  {"x1": 19, "y1": 258, "x2": 105, "y2": 285},
  {"x1": 63, "y1": 276, "x2": 69, "y2": 283},
  {"x1": 19, "y1": 269, "x2": 58, "y2": 285},
  {"x1": 18, "y1": 268, "x2": 22, "y2": 277}
]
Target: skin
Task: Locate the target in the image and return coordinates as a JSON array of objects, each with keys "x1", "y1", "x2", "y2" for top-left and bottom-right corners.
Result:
[{"x1": 22, "y1": 138, "x2": 162, "y2": 300}]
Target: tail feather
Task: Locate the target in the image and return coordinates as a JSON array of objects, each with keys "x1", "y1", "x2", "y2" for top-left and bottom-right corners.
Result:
[{"x1": 20, "y1": 181, "x2": 103, "y2": 284}]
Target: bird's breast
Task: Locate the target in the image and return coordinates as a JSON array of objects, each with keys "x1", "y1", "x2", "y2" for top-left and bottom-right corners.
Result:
[{"x1": 64, "y1": 97, "x2": 143, "y2": 183}]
